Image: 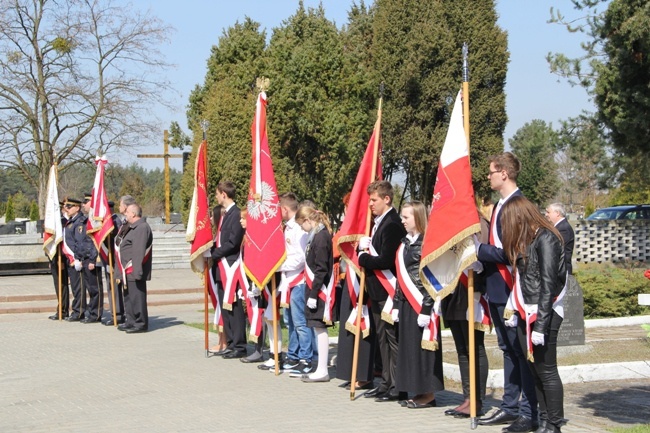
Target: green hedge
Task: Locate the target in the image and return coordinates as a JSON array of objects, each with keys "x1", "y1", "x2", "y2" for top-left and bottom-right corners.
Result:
[{"x1": 575, "y1": 263, "x2": 650, "y2": 318}]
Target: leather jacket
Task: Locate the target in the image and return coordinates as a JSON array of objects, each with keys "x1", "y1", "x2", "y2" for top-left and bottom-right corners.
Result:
[
  {"x1": 394, "y1": 234, "x2": 433, "y2": 316},
  {"x1": 515, "y1": 228, "x2": 566, "y2": 334}
]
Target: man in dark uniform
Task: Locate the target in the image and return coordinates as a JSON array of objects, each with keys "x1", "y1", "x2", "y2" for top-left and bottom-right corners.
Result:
[
  {"x1": 117, "y1": 203, "x2": 153, "y2": 333},
  {"x1": 81, "y1": 193, "x2": 102, "y2": 323},
  {"x1": 357, "y1": 180, "x2": 407, "y2": 402},
  {"x1": 108, "y1": 195, "x2": 136, "y2": 326},
  {"x1": 48, "y1": 201, "x2": 70, "y2": 320},
  {"x1": 210, "y1": 181, "x2": 247, "y2": 358},
  {"x1": 61, "y1": 198, "x2": 96, "y2": 322}
]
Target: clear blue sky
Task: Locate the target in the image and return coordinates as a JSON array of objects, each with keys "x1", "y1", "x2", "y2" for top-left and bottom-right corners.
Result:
[{"x1": 129, "y1": 0, "x2": 598, "y2": 170}]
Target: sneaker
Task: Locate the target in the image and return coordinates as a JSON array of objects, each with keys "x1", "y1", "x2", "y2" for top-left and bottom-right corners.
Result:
[
  {"x1": 288, "y1": 360, "x2": 313, "y2": 377},
  {"x1": 258, "y1": 358, "x2": 276, "y2": 370},
  {"x1": 282, "y1": 358, "x2": 300, "y2": 371}
]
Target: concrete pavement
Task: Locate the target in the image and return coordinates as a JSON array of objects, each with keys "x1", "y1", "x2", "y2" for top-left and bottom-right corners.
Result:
[{"x1": 1, "y1": 268, "x2": 649, "y2": 432}]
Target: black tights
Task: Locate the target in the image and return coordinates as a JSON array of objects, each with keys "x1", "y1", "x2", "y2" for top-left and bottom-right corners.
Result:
[{"x1": 448, "y1": 320, "x2": 488, "y2": 402}]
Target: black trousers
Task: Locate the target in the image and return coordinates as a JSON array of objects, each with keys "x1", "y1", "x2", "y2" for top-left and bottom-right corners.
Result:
[
  {"x1": 448, "y1": 320, "x2": 489, "y2": 402},
  {"x1": 518, "y1": 311, "x2": 565, "y2": 428},
  {"x1": 82, "y1": 264, "x2": 101, "y2": 320},
  {"x1": 217, "y1": 282, "x2": 247, "y2": 354},
  {"x1": 124, "y1": 278, "x2": 148, "y2": 330},
  {"x1": 50, "y1": 258, "x2": 69, "y2": 316},
  {"x1": 68, "y1": 266, "x2": 85, "y2": 318},
  {"x1": 106, "y1": 268, "x2": 125, "y2": 319},
  {"x1": 372, "y1": 299, "x2": 399, "y2": 396}
]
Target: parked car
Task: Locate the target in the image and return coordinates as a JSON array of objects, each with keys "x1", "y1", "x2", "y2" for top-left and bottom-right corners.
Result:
[{"x1": 586, "y1": 204, "x2": 650, "y2": 220}]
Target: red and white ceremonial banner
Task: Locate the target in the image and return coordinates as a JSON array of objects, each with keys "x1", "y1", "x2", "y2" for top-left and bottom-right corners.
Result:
[
  {"x1": 87, "y1": 155, "x2": 114, "y2": 261},
  {"x1": 419, "y1": 91, "x2": 481, "y2": 300},
  {"x1": 243, "y1": 92, "x2": 286, "y2": 289},
  {"x1": 336, "y1": 118, "x2": 382, "y2": 337},
  {"x1": 43, "y1": 164, "x2": 63, "y2": 260},
  {"x1": 186, "y1": 140, "x2": 213, "y2": 274}
]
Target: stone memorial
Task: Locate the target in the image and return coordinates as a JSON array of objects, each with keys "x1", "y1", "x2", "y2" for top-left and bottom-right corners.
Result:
[{"x1": 557, "y1": 274, "x2": 585, "y2": 346}]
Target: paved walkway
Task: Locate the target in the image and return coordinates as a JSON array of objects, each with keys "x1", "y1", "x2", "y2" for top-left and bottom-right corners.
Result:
[{"x1": 1, "y1": 269, "x2": 649, "y2": 432}]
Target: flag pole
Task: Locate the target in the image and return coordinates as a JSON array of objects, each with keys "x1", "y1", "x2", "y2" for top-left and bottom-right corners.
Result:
[
  {"x1": 272, "y1": 277, "x2": 280, "y2": 376},
  {"x1": 350, "y1": 86, "x2": 383, "y2": 401},
  {"x1": 107, "y1": 233, "x2": 118, "y2": 326},
  {"x1": 199, "y1": 121, "x2": 211, "y2": 357},
  {"x1": 462, "y1": 42, "x2": 478, "y2": 430},
  {"x1": 58, "y1": 243, "x2": 63, "y2": 320}
]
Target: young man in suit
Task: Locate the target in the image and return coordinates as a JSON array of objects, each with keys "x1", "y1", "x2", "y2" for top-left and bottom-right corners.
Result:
[
  {"x1": 476, "y1": 152, "x2": 539, "y2": 433},
  {"x1": 546, "y1": 203, "x2": 575, "y2": 275},
  {"x1": 210, "y1": 181, "x2": 247, "y2": 358},
  {"x1": 358, "y1": 180, "x2": 407, "y2": 402}
]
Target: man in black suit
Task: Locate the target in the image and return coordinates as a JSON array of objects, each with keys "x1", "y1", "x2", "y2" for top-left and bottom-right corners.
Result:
[
  {"x1": 476, "y1": 152, "x2": 538, "y2": 433},
  {"x1": 210, "y1": 181, "x2": 247, "y2": 359},
  {"x1": 358, "y1": 180, "x2": 407, "y2": 402},
  {"x1": 117, "y1": 203, "x2": 153, "y2": 333},
  {"x1": 546, "y1": 203, "x2": 575, "y2": 275}
]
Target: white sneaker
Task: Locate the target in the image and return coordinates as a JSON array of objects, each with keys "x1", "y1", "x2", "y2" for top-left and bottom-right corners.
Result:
[{"x1": 257, "y1": 358, "x2": 276, "y2": 371}]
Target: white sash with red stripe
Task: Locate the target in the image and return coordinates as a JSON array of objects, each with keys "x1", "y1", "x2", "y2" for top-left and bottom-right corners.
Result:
[
  {"x1": 215, "y1": 224, "x2": 245, "y2": 311},
  {"x1": 208, "y1": 268, "x2": 223, "y2": 331},
  {"x1": 304, "y1": 262, "x2": 335, "y2": 325},
  {"x1": 62, "y1": 229, "x2": 76, "y2": 264},
  {"x1": 278, "y1": 270, "x2": 304, "y2": 308},
  {"x1": 343, "y1": 270, "x2": 371, "y2": 338},
  {"x1": 505, "y1": 271, "x2": 566, "y2": 361},
  {"x1": 368, "y1": 244, "x2": 398, "y2": 324},
  {"x1": 395, "y1": 243, "x2": 440, "y2": 351}
]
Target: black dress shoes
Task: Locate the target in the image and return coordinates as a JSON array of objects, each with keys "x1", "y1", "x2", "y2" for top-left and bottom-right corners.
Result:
[
  {"x1": 478, "y1": 409, "x2": 519, "y2": 426},
  {"x1": 363, "y1": 387, "x2": 385, "y2": 398},
  {"x1": 65, "y1": 314, "x2": 81, "y2": 322},
  {"x1": 49, "y1": 313, "x2": 68, "y2": 320},
  {"x1": 345, "y1": 381, "x2": 374, "y2": 390},
  {"x1": 407, "y1": 399, "x2": 437, "y2": 409},
  {"x1": 375, "y1": 392, "x2": 407, "y2": 402},
  {"x1": 117, "y1": 323, "x2": 133, "y2": 331},
  {"x1": 211, "y1": 348, "x2": 232, "y2": 356},
  {"x1": 125, "y1": 327, "x2": 147, "y2": 334},
  {"x1": 223, "y1": 351, "x2": 246, "y2": 359},
  {"x1": 80, "y1": 317, "x2": 100, "y2": 324},
  {"x1": 102, "y1": 318, "x2": 125, "y2": 326},
  {"x1": 502, "y1": 416, "x2": 538, "y2": 433}
]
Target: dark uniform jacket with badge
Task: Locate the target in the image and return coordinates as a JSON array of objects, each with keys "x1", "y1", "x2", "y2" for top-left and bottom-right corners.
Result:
[{"x1": 64, "y1": 212, "x2": 97, "y2": 264}]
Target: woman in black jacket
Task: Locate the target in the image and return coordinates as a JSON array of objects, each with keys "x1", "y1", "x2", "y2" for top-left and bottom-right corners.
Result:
[
  {"x1": 394, "y1": 201, "x2": 443, "y2": 408},
  {"x1": 501, "y1": 196, "x2": 567, "y2": 433}
]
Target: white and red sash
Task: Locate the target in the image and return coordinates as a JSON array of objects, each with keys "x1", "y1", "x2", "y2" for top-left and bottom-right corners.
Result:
[
  {"x1": 344, "y1": 270, "x2": 371, "y2": 338},
  {"x1": 215, "y1": 225, "x2": 245, "y2": 311},
  {"x1": 489, "y1": 207, "x2": 514, "y2": 291},
  {"x1": 395, "y1": 243, "x2": 439, "y2": 351},
  {"x1": 304, "y1": 262, "x2": 335, "y2": 325},
  {"x1": 505, "y1": 271, "x2": 566, "y2": 361},
  {"x1": 459, "y1": 271, "x2": 492, "y2": 332},
  {"x1": 278, "y1": 270, "x2": 304, "y2": 308},
  {"x1": 61, "y1": 234, "x2": 76, "y2": 264},
  {"x1": 241, "y1": 284, "x2": 263, "y2": 343},
  {"x1": 369, "y1": 244, "x2": 398, "y2": 323},
  {"x1": 207, "y1": 267, "x2": 223, "y2": 331}
]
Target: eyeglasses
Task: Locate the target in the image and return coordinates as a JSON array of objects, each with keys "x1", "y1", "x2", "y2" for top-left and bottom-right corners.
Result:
[
  {"x1": 64, "y1": 204, "x2": 76, "y2": 209},
  {"x1": 487, "y1": 170, "x2": 503, "y2": 177}
]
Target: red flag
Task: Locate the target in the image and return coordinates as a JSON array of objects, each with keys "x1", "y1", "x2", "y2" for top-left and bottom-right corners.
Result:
[
  {"x1": 419, "y1": 91, "x2": 481, "y2": 300},
  {"x1": 42, "y1": 164, "x2": 63, "y2": 260},
  {"x1": 87, "y1": 155, "x2": 114, "y2": 261},
  {"x1": 336, "y1": 117, "x2": 382, "y2": 336},
  {"x1": 186, "y1": 139, "x2": 213, "y2": 276},
  {"x1": 243, "y1": 92, "x2": 286, "y2": 289}
]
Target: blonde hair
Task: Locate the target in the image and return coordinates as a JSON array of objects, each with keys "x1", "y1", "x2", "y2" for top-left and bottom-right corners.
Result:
[{"x1": 295, "y1": 206, "x2": 332, "y2": 234}]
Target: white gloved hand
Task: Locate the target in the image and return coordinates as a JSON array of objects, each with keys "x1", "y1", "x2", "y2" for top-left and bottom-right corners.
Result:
[
  {"x1": 504, "y1": 314, "x2": 518, "y2": 327},
  {"x1": 473, "y1": 234, "x2": 481, "y2": 254},
  {"x1": 306, "y1": 298, "x2": 317, "y2": 309},
  {"x1": 358, "y1": 236, "x2": 372, "y2": 251},
  {"x1": 391, "y1": 309, "x2": 399, "y2": 323},
  {"x1": 73, "y1": 260, "x2": 82, "y2": 271},
  {"x1": 250, "y1": 286, "x2": 261, "y2": 297},
  {"x1": 468, "y1": 260, "x2": 484, "y2": 274},
  {"x1": 531, "y1": 331, "x2": 545, "y2": 346},
  {"x1": 417, "y1": 313, "x2": 431, "y2": 328},
  {"x1": 202, "y1": 250, "x2": 212, "y2": 258}
]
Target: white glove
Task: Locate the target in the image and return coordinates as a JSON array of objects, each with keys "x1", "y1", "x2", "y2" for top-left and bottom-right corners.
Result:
[
  {"x1": 307, "y1": 298, "x2": 317, "y2": 309},
  {"x1": 473, "y1": 234, "x2": 481, "y2": 254},
  {"x1": 504, "y1": 314, "x2": 518, "y2": 327},
  {"x1": 73, "y1": 260, "x2": 82, "y2": 271},
  {"x1": 391, "y1": 309, "x2": 399, "y2": 323},
  {"x1": 202, "y1": 250, "x2": 212, "y2": 258},
  {"x1": 250, "y1": 286, "x2": 261, "y2": 297},
  {"x1": 531, "y1": 331, "x2": 545, "y2": 346},
  {"x1": 358, "y1": 236, "x2": 372, "y2": 251},
  {"x1": 468, "y1": 260, "x2": 484, "y2": 274},
  {"x1": 417, "y1": 313, "x2": 431, "y2": 328}
]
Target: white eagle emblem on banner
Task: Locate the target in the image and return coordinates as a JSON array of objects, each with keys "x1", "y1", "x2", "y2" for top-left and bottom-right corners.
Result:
[{"x1": 247, "y1": 181, "x2": 278, "y2": 223}]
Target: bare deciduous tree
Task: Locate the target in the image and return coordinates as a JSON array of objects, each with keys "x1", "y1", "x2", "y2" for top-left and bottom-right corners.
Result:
[{"x1": 0, "y1": 0, "x2": 175, "y2": 216}]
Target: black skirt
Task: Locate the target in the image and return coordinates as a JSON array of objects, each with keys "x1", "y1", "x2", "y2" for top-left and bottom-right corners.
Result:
[
  {"x1": 396, "y1": 299, "x2": 444, "y2": 394},
  {"x1": 305, "y1": 287, "x2": 332, "y2": 328},
  {"x1": 334, "y1": 282, "x2": 376, "y2": 382}
]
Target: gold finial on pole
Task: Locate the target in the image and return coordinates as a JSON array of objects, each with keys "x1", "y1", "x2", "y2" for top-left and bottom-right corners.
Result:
[{"x1": 256, "y1": 77, "x2": 270, "y2": 93}]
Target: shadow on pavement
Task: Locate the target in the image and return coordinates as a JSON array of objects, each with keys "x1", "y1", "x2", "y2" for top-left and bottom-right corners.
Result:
[
  {"x1": 573, "y1": 382, "x2": 650, "y2": 425},
  {"x1": 149, "y1": 315, "x2": 184, "y2": 331}
]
